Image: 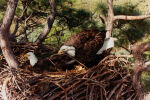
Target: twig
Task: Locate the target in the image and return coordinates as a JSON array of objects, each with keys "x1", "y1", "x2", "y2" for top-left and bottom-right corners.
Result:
[
  {"x1": 48, "y1": 58, "x2": 62, "y2": 72},
  {"x1": 1, "y1": 77, "x2": 12, "y2": 100},
  {"x1": 50, "y1": 53, "x2": 88, "y2": 69},
  {"x1": 63, "y1": 54, "x2": 88, "y2": 69}
]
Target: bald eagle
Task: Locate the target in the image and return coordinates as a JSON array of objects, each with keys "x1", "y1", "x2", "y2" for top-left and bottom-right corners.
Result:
[
  {"x1": 58, "y1": 29, "x2": 116, "y2": 67},
  {"x1": 25, "y1": 52, "x2": 57, "y2": 72},
  {"x1": 25, "y1": 29, "x2": 116, "y2": 71},
  {"x1": 25, "y1": 52, "x2": 77, "y2": 71}
]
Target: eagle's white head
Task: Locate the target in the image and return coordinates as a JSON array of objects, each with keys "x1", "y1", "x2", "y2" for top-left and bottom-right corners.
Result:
[
  {"x1": 58, "y1": 45, "x2": 75, "y2": 57},
  {"x1": 25, "y1": 52, "x2": 38, "y2": 66}
]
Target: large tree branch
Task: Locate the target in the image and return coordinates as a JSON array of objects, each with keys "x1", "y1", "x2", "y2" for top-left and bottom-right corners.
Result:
[
  {"x1": 105, "y1": 0, "x2": 114, "y2": 38},
  {"x1": 99, "y1": 15, "x2": 106, "y2": 24},
  {"x1": 36, "y1": 0, "x2": 56, "y2": 44},
  {"x1": 132, "y1": 42, "x2": 150, "y2": 67},
  {"x1": 101, "y1": 0, "x2": 150, "y2": 38},
  {"x1": 0, "y1": 0, "x2": 19, "y2": 68},
  {"x1": 11, "y1": 6, "x2": 28, "y2": 36},
  {"x1": 145, "y1": 61, "x2": 150, "y2": 67},
  {"x1": 114, "y1": 15, "x2": 150, "y2": 21},
  {"x1": 131, "y1": 42, "x2": 150, "y2": 99},
  {"x1": 98, "y1": 0, "x2": 150, "y2": 98}
]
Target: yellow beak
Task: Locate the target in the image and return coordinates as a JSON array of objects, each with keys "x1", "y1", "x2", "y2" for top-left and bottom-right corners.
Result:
[
  {"x1": 58, "y1": 50, "x2": 64, "y2": 54},
  {"x1": 24, "y1": 54, "x2": 29, "y2": 57}
]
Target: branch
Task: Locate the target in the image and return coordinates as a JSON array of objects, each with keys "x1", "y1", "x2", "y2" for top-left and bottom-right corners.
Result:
[
  {"x1": 24, "y1": 13, "x2": 32, "y2": 26},
  {"x1": 1, "y1": 77, "x2": 12, "y2": 100},
  {"x1": 120, "y1": 45, "x2": 131, "y2": 54},
  {"x1": 0, "y1": 0, "x2": 19, "y2": 68},
  {"x1": 131, "y1": 41, "x2": 150, "y2": 99},
  {"x1": 36, "y1": 0, "x2": 56, "y2": 44},
  {"x1": 132, "y1": 42, "x2": 150, "y2": 53},
  {"x1": 99, "y1": 15, "x2": 106, "y2": 24},
  {"x1": 105, "y1": 0, "x2": 114, "y2": 38},
  {"x1": 145, "y1": 61, "x2": 150, "y2": 67},
  {"x1": 11, "y1": 4, "x2": 28, "y2": 38},
  {"x1": 114, "y1": 14, "x2": 150, "y2": 21}
]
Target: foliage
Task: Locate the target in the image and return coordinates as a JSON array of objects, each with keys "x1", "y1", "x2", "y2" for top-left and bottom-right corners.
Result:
[
  {"x1": 11, "y1": 0, "x2": 104, "y2": 45},
  {"x1": 0, "y1": 0, "x2": 7, "y2": 11},
  {"x1": 142, "y1": 72, "x2": 150, "y2": 92},
  {"x1": 57, "y1": 8, "x2": 90, "y2": 29},
  {"x1": 113, "y1": 3, "x2": 150, "y2": 46},
  {"x1": 0, "y1": 0, "x2": 149, "y2": 49},
  {"x1": 95, "y1": 3, "x2": 107, "y2": 17},
  {"x1": 95, "y1": 2, "x2": 150, "y2": 48},
  {"x1": 0, "y1": 0, "x2": 7, "y2": 23}
]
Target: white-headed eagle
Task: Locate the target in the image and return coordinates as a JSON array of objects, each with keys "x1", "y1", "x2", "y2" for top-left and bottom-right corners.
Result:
[
  {"x1": 25, "y1": 29, "x2": 116, "y2": 71},
  {"x1": 58, "y1": 29, "x2": 116, "y2": 67}
]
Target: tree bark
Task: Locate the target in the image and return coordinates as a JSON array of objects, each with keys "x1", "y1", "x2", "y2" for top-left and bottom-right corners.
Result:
[
  {"x1": 105, "y1": 0, "x2": 114, "y2": 38},
  {"x1": 126, "y1": 42, "x2": 150, "y2": 99},
  {"x1": 0, "y1": 0, "x2": 19, "y2": 69},
  {"x1": 132, "y1": 42, "x2": 150, "y2": 67},
  {"x1": 102, "y1": 1, "x2": 150, "y2": 99},
  {"x1": 114, "y1": 15, "x2": 150, "y2": 20},
  {"x1": 101, "y1": 0, "x2": 150, "y2": 38},
  {"x1": 36, "y1": 0, "x2": 56, "y2": 44},
  {"x1": 131, "y1": 42, "x2": 150, "y2": 98}
]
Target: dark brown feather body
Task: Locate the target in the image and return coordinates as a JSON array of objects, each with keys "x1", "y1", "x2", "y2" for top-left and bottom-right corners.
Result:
[
  {"x1": 64, "y1": 29, "x2": 106, "y2": 67},
  {"x1": 33, "y1": 58, "x2": 57, "y2": 72},
  {"x1": 33, "y1": 55, "x2": 76, "y2": 72},
  {"x1": 30, "y1": 29, "x2": 107, "y2": 72}
]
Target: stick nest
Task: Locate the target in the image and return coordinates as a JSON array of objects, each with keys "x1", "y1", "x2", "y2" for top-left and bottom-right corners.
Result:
[{"x1": 0, "y1": 55, "x2": 139, "y2": 100}]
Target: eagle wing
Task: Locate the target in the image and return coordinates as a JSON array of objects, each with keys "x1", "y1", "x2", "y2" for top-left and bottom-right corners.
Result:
[
  {"x1": 83, "y1": 31, "x2": 106, "y2": 55},
  {"x1": 63, "y1": 29, "x2": 106, "y2": 66},
  {"x1": 64, "y1": 29, "x2": 105, "y2": 50},
  {"x1": 64, "y1": 33, "x2": 87, "y2": 49}
]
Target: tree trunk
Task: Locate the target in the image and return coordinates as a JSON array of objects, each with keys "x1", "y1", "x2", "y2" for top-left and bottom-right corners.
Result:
[
  {"x1": 105, "y1": 0, "x2": 114, "y2": 38},
  {"x1": 0, "y1": 0, "x2": 19, "y2": 69},
  {"x1": 99, "y1": 0, "x2": 150, "y2": 38},
  {"x1": 36, "y1": 0, "x2": 56, "y2": 44},
  {"x1": 131, "y1": 42, "x2": 150, "y2": 98},
  {"x1": 99, "y1": 0, "x2": 150, "y2": 99}
]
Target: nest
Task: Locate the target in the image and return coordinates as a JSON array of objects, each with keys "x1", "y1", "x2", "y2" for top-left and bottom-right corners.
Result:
[
  {"x1": 0, "y1": 42, "x2": 57, "y2": 68},
  {"x1": 0, "y1": 55, "x2": 139, "y2": 100}
]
